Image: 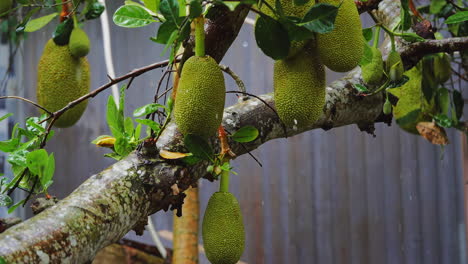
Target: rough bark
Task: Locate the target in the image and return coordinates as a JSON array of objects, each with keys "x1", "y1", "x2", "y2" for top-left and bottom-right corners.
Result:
[{"x1": 0, "y1": 0, "x2": 466, "y2": 263}]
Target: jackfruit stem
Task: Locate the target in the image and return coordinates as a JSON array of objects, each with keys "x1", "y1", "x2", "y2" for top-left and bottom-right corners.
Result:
[
  {"x1": 390, "y1": 34, "x2": 396, "y2": 52},
  {"x1": 219, "y1": 170, "x2": 230, "y2": 193},
  {"x1": 72, "y1": 14, "x2": 78, "y2": 28},
  {"x1": 178, "y1": 0, "x2": 187, "y2": 16},
  {"x1": 194, "y1": 16, "x2": 205, "y2": 57},
  {"x1": 373, "y1": 26, "x2": 380, "y2": 49}
]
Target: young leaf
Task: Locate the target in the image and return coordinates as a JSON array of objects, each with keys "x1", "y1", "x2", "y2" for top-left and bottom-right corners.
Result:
[
  {"x1": 151, "y1": 21, "x2": 178, "y2": 44},
  {"x1": 135, "y1": 119, "x2": 161, "y2": 133},
  {"x1": 85, "y1": 2, "x2": 105, "y2": 20},
  {"x1": 399, "y1": 0, "x2": 411, "y2": 31},
  {"x1": 189, "y1": 0, "x2": 203, "y2": 19},
  {"x1": 184, "y1": 134, "x2": 213, "y2": 161},
  {"x1": 255, "y1": 15, "x2": 290, "y2": 60},
  {"x1": 0, "y1": 138, "x2": 20, "y2": 153},
  {"x1": 0, "y1": 194, "x2": 13, "y2": 207},
  {"x1": 446, "y1": 11, "x2": 468, "y2": 24},
  {"x1": 134, "y1": 123, "x2": 142, "y2": 141},
  {"x1": 26, "y1": 149, "x2": 49, "y2": 177},
  {"x1": 52, "y1": 19, "x2": 74, "y2": 45},
  {"x1": 231, "y1": 126, "x2": 259, "y2": 143},
  {"x1": 399, "y1": 32, "x2": 425, "y2": 42},
  {"x1": 436, "y1": 87, "x2": 450, "y2": 115},
  {"x1": 300, "y1": 3, "x2": 338, "y2": 34},
  {"x1": 0, "y1": 113, "x2": 12, "y2": 123},
  {"x1": 106, "y1": 96, "x2": 124, "y2": 138},
  {"x1": 8, "y1": 199, "x2": 25, "y2": 214},
  {"x1": 133, "y1": 103, "x2": 166, "y2": 117},
  {"x1": 144, "y1": 0, "x2": 159, "y2": 12},
  {"x1": 114, "y1": 137, "x2": 133, "y2": 157},
  {"x1": 24, "y1": 13, "x2": 58, "y2": 32},
  {"x1": 160, "y1": 0, "x2": 179, "y2": 25},
  {"x1": 113, "y1": 5, "x2": 156, "y2": 28},
  {"x1": 353, "y1": 83, "x2": 369, "y2": 93},
  {"x1": 15, "y1": 7, "x2": 41, "y2": 33},
  {"x1": 362, "y1": 27, "x2": 373, "y2": 42},
  {"x1": 429, "y1": 0, "x2": 446, "y2": 14},
  {"x1": 124, "y1": 117, "x2": 134, "y2": 135},
  {"x1": 41, "y1": 153, "x2": 55, "y2": 188}
]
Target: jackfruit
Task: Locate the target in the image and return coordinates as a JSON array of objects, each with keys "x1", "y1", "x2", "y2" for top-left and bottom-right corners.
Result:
[
  {"x1": 388, "y1": 66, "x2": 436, "y2": 134},
  {"x1": 258, "y1": 0, "x2": 312, "y2": 58},
  {"x1": 69, "y1": 27, "x2": 90, "y2": 58},
  {"x1": 174, "y1": 55, "x2": 225, "y2": 138},
  {"x1": 386, "y1": 51, "x2": 404, "y2": 82},
  {"x1": 434, "y1": 53, "x2": 451, "y2": 84},
  {"x1": 37, "y1": 39, "x2": 90, "y2": 128},
  {"x1": 361, "y1": 47, "x2": 384, "y2": 85},
  {"x1": 316, "y1": 0, "x2": 364, "y2": 72},
  {"x1": 202, "y1": 192, "x2": 245, "y2": 264},
  {"x1": 0, "y1": 0, "x2": 12, "y2": 16},
  {"x1": 274, "y1": 46, "x2": 326, "y2": 128}
]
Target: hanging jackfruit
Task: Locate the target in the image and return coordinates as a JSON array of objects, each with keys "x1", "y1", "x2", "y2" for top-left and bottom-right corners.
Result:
[
  {"x1": 361, "y1": 47, "x2": 384, "y2": 85},
  {"x1": 202, "y1": 192, "x2": 245, "y2": 264},
  {"x1": 316, "y1": 0, "x2": 364, "y2": 72},
  {"x1": 37, "y1": 39, "x2": 90, "y2": 128},
  {"x1": 258, "y1": 0, "x2": 312, "y2": 58},
  {"x1": 388, "y1": 66, "x2": 436, "y2": 134},
  {"x1": 274, "y1": 46, "x2": 326, "y2": 128},
  {"x1": 0, "y1": 0, "x2": 12, "y2": 16},
  {"x1": 174, "y1": 56, "x2": 225, "y2": 138},
  {"x1": 69, "y1": 27, "x2": 90, "y2": 58},
  {"x1": 386, "y1": 51, "x2": 404, "y2": 82}
]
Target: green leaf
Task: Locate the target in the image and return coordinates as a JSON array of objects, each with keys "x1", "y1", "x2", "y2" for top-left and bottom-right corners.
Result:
[
  {"x1": 399, "y1": 32, "x2": 425, "y2": 42},
  {"x1": 294, "y1": 0, "x2": 309, "y2": 6},
  {"x1": 0, "y1": 113, "x2": 12, "y2": 123},
  {"x1": 362, "y1": 27, "x2": 373, "y2": 42},
  {"x1": 282, "y1": 20, "x2": 314, "y2": 42},
  {"x1": 434, "y1": 114, "x2": 454, "y2": 128},
  {"x1": 113, "y1": 5, "x2": 156, "y2": 28},
  {"x1": 353, "y1": 83, "x2": 369, "y2": 93},
  {"x1": 182, "y1": 155, "x2": 202, "y2": 165},
  {"x1": 53, "y1": 19, "x2": 74, "y2": 45},
  {"x1": 0, "y1": 138, "x2": 20, "y2": 153},
  {"x1": 446, "y1": 11, "x2": 468, "y2": 24},
  {"x1": 104, "y1": 152, "x2": 123, "y2": 161},
  {"x1": 134, "y1": 123, "x2": 142, "y2": 140},
  {"x1": 0, "y1": 256, "x2": 6, "y2": 264},
  {"x1": 16, "y1": 7, "x2": 41, "y2": 33},
  {"x1": 421, "y1": 55, "x2": 438, "y2": 101},
  {"x1": 231, "y1": 126, "x2": 259, "y2": 143},
  {"x1": 85, "y1": 2, "x2": 105, "y2": 20},
  {"x1": 135, "y1": 119, "x2": 161, "y2": 133},
  {"x1": 152, "y1": 21, "x2": 178, "y2": 44},
  {"x1": 399, "y1": 0, "x2": 411, "y2": 31},
  {"x1": 160, "y1": 0, "x2": 179, "y2": 25},
  {"x1": 359, "y1": 42, "x2": 373, "y2": 66},
  {"x1": 221, "y1": 1, "x2": 242, "y2": 11},
  {"x1": 396, "y1": 109, "x2": 421, "y2": 127},
  {"x1": 41, "y1": 153, "x2": 55, "y2": 188},
  {"x1": 255, "y1": 15, "x2": 290, "y2": 60},
  {"x1": 8, "y1": 199, "x2": 25, "y2": 214},
  {"x1": 26, "y1": 117, "x2": 46, "y2": 134},
  {"x1": 0, "y1": 194, "x2": 13, "y2": 207},
  {"x1": 133, "y1": 103, "x2": 166, "y2": 117},
  {"x1": 430, "y1": 0, "x2": 446, "y2": 14},
  {"x1": 300, "y1": 3, "x2": 338, "y2": 34},
  {"x1": 24, "y1": 13, "x2": 58, "y2": 32},
  {"x1": 106, "y1": 96, "x2": 124, "y2": 138},
  {"x1": 453, "y1": 90, "x2": 464, "y2": 120},
  {"x1": 189, "y1": 0, "x2": 202, "y2": 19},
  {"x1": 184, "y1": 134, "x2": 213, "y2": 161},
  {"x1": 114, "y1": 137, "x2": 133, "y2": 157},
  {"x1": 436, "y1": 87, "x2": 450, "y2": 115},
  {"x1": 26, "y1": 149, "x2": 49, "y2": 177},
  {"x1": 7, "y1": 149, "x2": 28, "y2": 167},
  {"x1": 144, "y1": 0, "x2": 159, "y2": 12},
  {"x1": 124, "y1": 117, "x2": 134, "y2": 136}
]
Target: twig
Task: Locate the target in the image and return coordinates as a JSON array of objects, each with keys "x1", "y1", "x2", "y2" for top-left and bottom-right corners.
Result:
[
  {"x1": 219, "y1": 65, "x2": 246, "y2": 94},
  {"x1": 451, "y1": 67, "x2": 468, "y2": 81},
  {"x1": 0, "y1": 96, "x2": 52, "y2": 115}
]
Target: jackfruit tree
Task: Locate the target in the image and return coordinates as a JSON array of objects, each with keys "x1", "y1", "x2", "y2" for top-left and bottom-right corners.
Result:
[{"x1": 0, "y1": 0, "x2": 467, "y2": 263}]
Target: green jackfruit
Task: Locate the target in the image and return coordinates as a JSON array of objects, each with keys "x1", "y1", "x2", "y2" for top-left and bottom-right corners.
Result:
[
  {"x1": 388, "y1": 66, "x2": 436, "y2": 134},
  {"x1": 258, "y1": 0, "x2": 312, "y2": 58},
  {"x1": 316, "y1": 0, "x2": 364, "y2": 72},
  {"x1": 386, "y1": 51, "x2": 404, "y2": 82},
  {"x1": 0, "y1": 0, "x2": 12, "y2": 16},
  {"x1": 274, "y1": 46, "x2": 326, "y2": 128},
  {"x1": 434, "y1": 53, "x2": 451, "y2": 84},
  {"x1": 69, "y1": 28, "x2": 90, "y2": 58},
  {"x1": 174, "y1": 56, "x2": 225, "y2": 138},
  {"x1": 361, "y1": 47, "x2": 384, "y2": 85},
  {"x1": 37, "y1": 39, "x2": 90, "y2": 128},
  {"x1": 202, "y1": 192, "x2": 245, "y2": 264}
]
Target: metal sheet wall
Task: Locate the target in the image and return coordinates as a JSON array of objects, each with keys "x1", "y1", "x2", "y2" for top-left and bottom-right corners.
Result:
[{"x1": 11, "y1": 2, "x2": 467, "y2": 263}]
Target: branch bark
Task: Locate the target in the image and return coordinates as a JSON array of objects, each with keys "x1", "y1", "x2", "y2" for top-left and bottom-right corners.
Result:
[{"x1": 0, "y1": 0, "x2": 467, "y2": 263}]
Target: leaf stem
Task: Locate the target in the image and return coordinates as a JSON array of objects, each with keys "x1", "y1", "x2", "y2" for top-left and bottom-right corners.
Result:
[
  {"x1": 194, "y1": 16, "x2": 205, "y2": 57},
  {"x1": 373, "y1": 26, "x2": 380, "y2": 49}
]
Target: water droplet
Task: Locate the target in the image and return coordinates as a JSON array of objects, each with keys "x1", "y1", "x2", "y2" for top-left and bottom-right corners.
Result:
[{"x1": 242, "y1": 41, "x2": 248, "y2": 48}]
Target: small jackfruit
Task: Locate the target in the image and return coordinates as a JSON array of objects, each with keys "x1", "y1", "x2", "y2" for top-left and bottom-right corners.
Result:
[
  {"x1": 258, "y1": 0, "x2": 312, "y2": 58},
  {"x1": 434, "y1": 53, "x2": 451, "y2": 84},
  {"x1": 274, "y1": 46, "x2": 326, "y2": 128},
  {"x1": 386, "y1": 51, "x2": 404, "y2": 82},
  {"x1": 174, "y1": 56, "x2": 225, "y2": 138},
  {"x1": 388, "y1": 66, "x2": 436, "y2": 134},
  {"x1": 361, "y1": 47, "x2": 384, "y2": 85},
  {"x1": 0, "y1": 0, "x2": 12, "y2": 16},
  {"x1": 69, "y1": 27, "x2": 90, "y2": 58},
  {"x1": 316, "y1": 0, "x2": 364, "y2": 72},
  {"x1": 37, "y1": 39, "x2": 90, "y2": 128},
  {"x1": 202, "y1": 192, "x2": 245, "y2": 264}
]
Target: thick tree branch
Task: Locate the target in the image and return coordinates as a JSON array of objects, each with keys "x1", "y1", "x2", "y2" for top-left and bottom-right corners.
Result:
[{"x1": 0, "y1": 0, "x2": 467, "y2": 263}]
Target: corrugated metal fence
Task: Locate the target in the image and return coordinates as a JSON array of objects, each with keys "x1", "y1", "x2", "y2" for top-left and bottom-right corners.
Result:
[{"x1": 2, "y1": 1, "x2": 466, "y2": 263}]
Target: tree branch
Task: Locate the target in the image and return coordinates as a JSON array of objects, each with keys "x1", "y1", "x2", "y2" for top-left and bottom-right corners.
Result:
[{"x1": 0, "y1": 1, "x2": 467, "y2": 263}]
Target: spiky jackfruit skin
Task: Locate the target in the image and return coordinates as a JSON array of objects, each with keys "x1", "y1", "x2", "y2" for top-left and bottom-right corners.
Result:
[
  {"x1": 69, "y1": 28, "x2": 90, "y2": 58},
  {"x1": 386, "y1": 51, "x2": 404, "y2": 81},
  {"x1": 37, "y1": 39, "x2": 90, "y2": 128},
  {"x1": 316, "y1": 0, "x2": 364, "y2": 72},
  {"x1": 362, "y1": 47, "x2": 384, "y2": 85},
  {"x1": 388, "y1": 66, "x2": 435, "y2": 134},
  {"x1": 274, "y1": 47, "x2": 326, "y2": 128},
  {"x1": 258, "y1": 0, "x2": 312, "y2": 58},
  {"x1": 174, "y1": 56, "x2": 225, "y2": 138},
  {"x1": 202, "y1": 192, "x2": 245, "y2": 264},
  {"x1": 0, "y1": 0, "x2": 12, "y2": 16}
]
